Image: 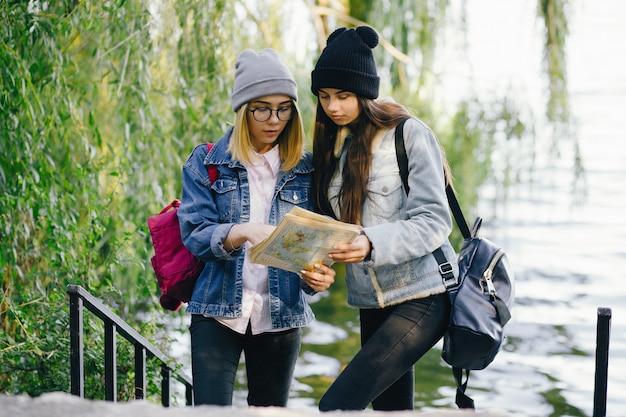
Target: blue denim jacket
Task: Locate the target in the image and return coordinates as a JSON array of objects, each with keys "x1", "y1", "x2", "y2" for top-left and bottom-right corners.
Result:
[
  {"x1": 177, "y1": 128, "x2": 316, "y2": 329},
  {"x1": 329, "y1": 118, "x2": 459, "y2": 308}
]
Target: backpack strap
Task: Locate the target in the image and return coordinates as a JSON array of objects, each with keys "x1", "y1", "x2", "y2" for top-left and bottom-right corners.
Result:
[
  {"x1": 206, "y1": 142, "x2": 217, "y2": 183},
  {"x1": 393, "y1": 118, "x2": 475, "y2": 410},
  {"x1": 394, "y1": 119, "x2": 410, "y2": 194},
  {"x1": 453, "y1": 368, "x2": 475, "y2": 409},
  {"x1": 394, "y1": 119, "x2": 471, "y2": 238},
  {"x1": 394, "y1": 120, "x2": 455, "y2": 286}
]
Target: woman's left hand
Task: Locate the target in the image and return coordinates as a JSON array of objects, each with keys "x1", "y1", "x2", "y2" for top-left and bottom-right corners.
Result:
[{"x1": 300, "y1": 263, "x2": 336, "y2": 292}]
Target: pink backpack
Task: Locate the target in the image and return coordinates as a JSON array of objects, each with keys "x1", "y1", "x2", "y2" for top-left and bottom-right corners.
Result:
[{"x1": 148, "y1": 143, "x2": 217, "y2": 311}]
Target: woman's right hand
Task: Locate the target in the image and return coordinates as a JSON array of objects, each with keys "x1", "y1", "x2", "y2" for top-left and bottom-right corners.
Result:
[
  {"x1": 227, "y1": 223, "x2": 276, "y2": 250},
  {"x1": 243, "y1": 223, "x2": 276, "y2": 246}
]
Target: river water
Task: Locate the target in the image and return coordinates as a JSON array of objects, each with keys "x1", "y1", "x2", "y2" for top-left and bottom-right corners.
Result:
[
  {"x1": 170, "y1": 1, "x2": 626, "y2": 416},
  {"x1": 432, "y1": 1, "x2": 626, "y2": 416}
]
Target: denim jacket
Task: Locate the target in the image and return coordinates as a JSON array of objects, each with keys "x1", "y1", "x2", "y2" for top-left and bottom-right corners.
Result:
[
  {"x1": 329, "y1": 118, "x2": 459, "y2": 308},
  {"x1": 177, "y1": 128, "x2": 316, "y2": 329}
]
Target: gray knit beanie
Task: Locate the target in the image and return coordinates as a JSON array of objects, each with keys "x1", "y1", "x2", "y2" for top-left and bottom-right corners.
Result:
[
  {"x1": 311, "y1": 26, "x2": 380, "y2": 99},
  {"x1": 231, "y1": 48, "x2": 298, "y2": 112}
]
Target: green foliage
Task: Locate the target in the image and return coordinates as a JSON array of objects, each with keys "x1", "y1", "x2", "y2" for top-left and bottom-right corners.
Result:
[
  {"x1": 0, "y1": 0, "x2": 234, "y2": 398},
  {"x1": 442, "y1": 97, "x2": 530, "y2": 235},
  {"x1": 539, "y1": 0, "x2": 570, "y2": 124}
]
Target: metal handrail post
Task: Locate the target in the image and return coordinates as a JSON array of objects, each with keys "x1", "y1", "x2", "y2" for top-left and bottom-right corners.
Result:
[
  {"x1": 593, "y1": 307, "x2": 611, "y2": 417},
  {"x1": 161, "y1": 365, "x2": 172, "y2": 407},
  {"x1": 135, "y1": 345, "x2": 147, "y2": 400},
  {"x1": 104, "y1": 322, "x2": 117, "y2": 401},
  {"x1": 69, "y1": 290, "x2": 84, "y2": 398}
]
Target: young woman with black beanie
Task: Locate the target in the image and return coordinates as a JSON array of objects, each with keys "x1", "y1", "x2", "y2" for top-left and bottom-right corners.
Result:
[{"x1": 310, "y1": 26, "x2": 458, "y2": 411}]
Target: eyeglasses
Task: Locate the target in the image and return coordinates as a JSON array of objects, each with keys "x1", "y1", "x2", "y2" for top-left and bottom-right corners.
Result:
[{"x1": 247, "y1": 106, "x2": 294, "y2": 122}]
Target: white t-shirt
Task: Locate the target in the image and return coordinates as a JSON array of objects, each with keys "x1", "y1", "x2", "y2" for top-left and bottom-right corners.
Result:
[{"x1": 216, "y1": 145, "x2": 281, "y2": 335}]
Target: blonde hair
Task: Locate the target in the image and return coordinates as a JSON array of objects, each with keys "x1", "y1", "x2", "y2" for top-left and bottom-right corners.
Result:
[{"x1": 228, "y1": 101, "x2": 306, "y2": 171}]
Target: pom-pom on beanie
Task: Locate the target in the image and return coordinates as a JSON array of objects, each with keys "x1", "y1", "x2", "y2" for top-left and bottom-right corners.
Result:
[
  {"x1": 311, "y1": 26, "x2": 380, "y2": 99},
  {"x1": 231, "y1": 48, "x2": 298, "y2": 112}
]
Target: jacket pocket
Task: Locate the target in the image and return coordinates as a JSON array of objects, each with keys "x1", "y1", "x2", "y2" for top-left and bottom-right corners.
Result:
[
  {"x1": 366, "y1": 173, "x2": 404, "y2": 222},
  {"x1": 212, "y1": 177, "x2": 237, "y2": 194},
  {"x1": 212, "y1": 178, "x2": 238, "y2": 222},
  {"x1": 279, "y1": 187, "x2": 309, "y2": 205}
]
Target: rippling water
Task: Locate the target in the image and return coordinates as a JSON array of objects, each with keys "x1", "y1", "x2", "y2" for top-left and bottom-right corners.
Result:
[{"x1": 435, "y1": 1, "x2": 626, "y2": 416}]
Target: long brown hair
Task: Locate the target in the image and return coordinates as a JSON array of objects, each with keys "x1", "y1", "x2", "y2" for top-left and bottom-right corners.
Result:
[{"x1": 312, "y1": 97, "x2": 451, "y2": 224}]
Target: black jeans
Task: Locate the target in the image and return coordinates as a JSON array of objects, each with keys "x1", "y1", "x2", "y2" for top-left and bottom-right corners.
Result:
[
  {"x1": 318, "y1": 292, "x2": 451, "y2": 411},
  {"x1": 190, "y1": 315, "x2": 302, "y2": 407}
]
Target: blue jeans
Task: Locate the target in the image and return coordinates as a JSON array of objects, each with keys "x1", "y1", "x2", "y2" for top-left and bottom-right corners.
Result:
[
  {"x1": 318, "y1": 293, "x2": 450, "y2": 411},
  {"x1": 190, "y1": 315, "x2": 302, "y2": 406}
]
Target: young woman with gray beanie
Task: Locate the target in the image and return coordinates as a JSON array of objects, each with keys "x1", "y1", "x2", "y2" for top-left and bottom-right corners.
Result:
[
  {"x1": 310, "y1": 27, "x2": 457, "y2": 411},
  {"x1": 177, "y1": 48, "x2": 335, "y2": 407}
]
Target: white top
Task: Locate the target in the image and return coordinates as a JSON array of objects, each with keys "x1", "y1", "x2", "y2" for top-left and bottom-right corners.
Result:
[{"x1": 216, "y1": 145, "x2": 281, "y2": 335}]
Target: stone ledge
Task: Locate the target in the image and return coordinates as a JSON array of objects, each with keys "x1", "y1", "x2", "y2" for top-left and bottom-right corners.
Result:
[{"x1": 0, "y1": 392, "x2": 509, "y2": 417}]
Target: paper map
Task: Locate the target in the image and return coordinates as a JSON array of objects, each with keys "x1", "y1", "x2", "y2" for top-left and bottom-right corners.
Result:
[{"x1": 249, "y1": 207, "x2": 362, "y2": 273}]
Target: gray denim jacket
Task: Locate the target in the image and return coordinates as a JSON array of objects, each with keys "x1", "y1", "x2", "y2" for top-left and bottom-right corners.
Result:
[
  {"x1": 328, "y1": 118, "x2": 459, "y2": 308},
  {"x1": 177, "y1": 129, "x2": 316, "y2": 328}
]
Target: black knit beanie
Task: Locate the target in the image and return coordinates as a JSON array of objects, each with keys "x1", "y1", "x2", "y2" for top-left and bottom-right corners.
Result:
[{"x1": 311, "y1": 26, "x2": 380, "y2": 99}]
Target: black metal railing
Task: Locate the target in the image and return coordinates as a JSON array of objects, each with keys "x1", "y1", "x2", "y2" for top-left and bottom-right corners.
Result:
[
  {"x1": 67, "y1": 283, "x2": 612, "y2": 414},
  {"x1": 67, "y1": 284, "x2": 193, "y2": 406}
]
